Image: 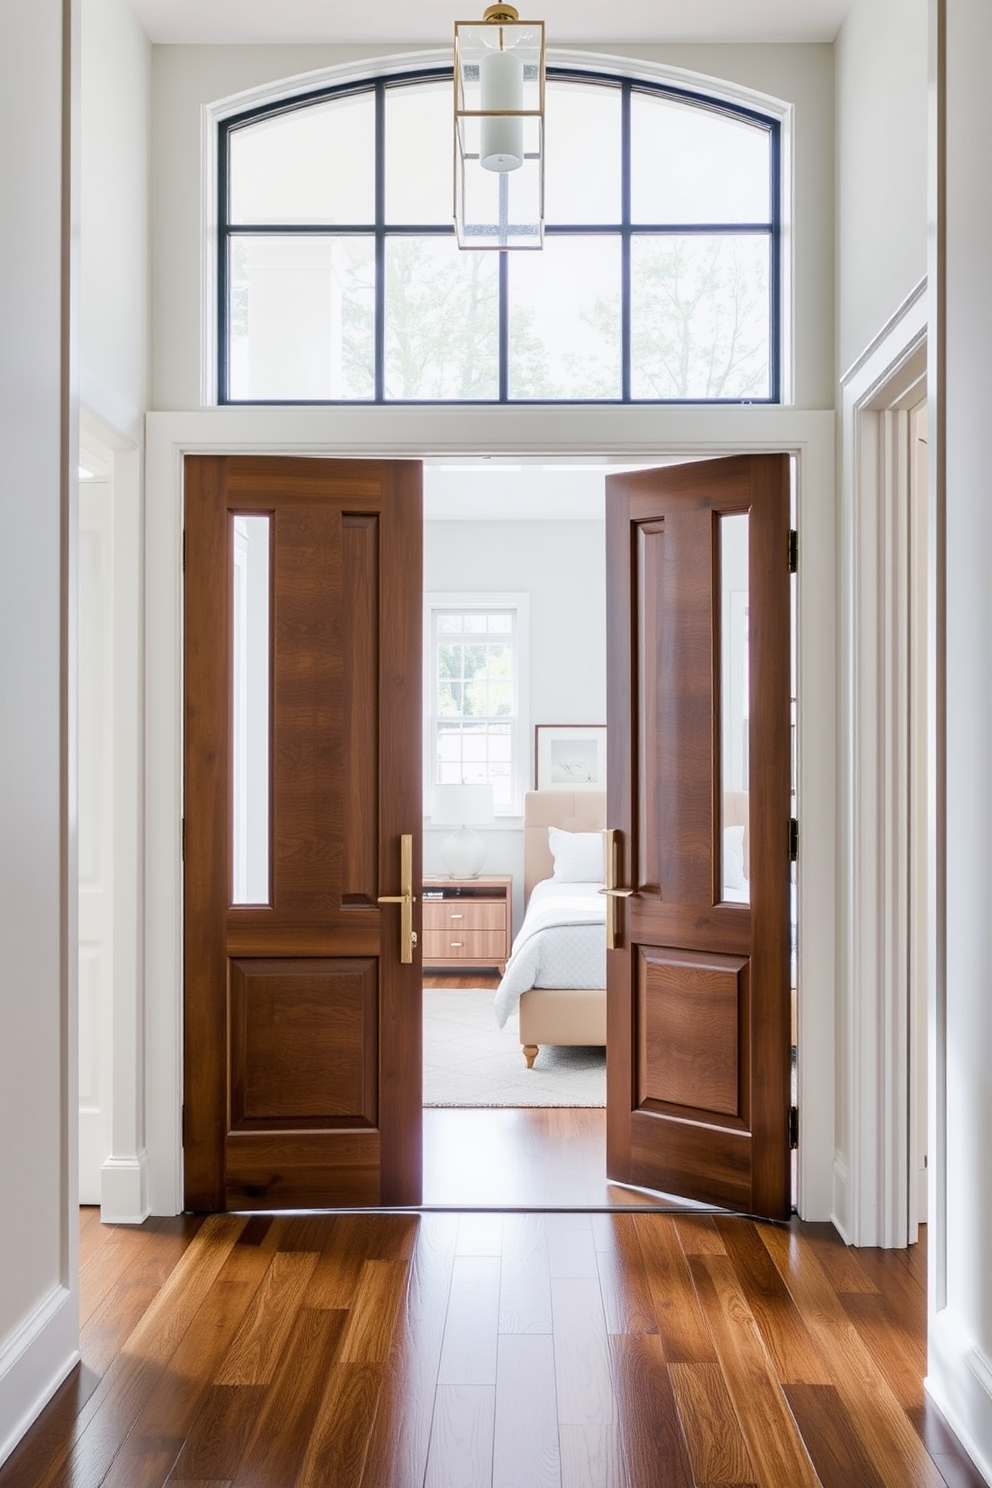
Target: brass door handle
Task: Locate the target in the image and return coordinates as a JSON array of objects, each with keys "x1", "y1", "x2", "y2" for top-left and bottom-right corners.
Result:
[
  {"x1": 377, "y1": 834, "x2": 417, "y2": 964},
  {"x1": 600, "y1": 828, "x2": 634, "y2": 950}
]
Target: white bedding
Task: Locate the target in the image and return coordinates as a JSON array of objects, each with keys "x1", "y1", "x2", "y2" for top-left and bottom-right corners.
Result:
[{"x1": 494, "y1": 878, "x2": 606, "y2": 1029}]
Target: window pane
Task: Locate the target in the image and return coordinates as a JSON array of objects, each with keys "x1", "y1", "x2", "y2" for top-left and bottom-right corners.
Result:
[
  {"x1": 384, "y1": 238, "x2": 498, "y2": 399},
  {"x1": 630, "y1": 235, "x2": 770, "y2": 400},
  {"x1": 631, "y1": 92, "x2": 770, "y2": 224},
  {"x1": 719, "y1": 513, "x2": 750, "y2": 904},
  {"x1": 508, "y1": 236, "x2": 621, "y2": 399},
  {"x1": 229, "y1": 94, "x2": 375, "y2": 224},
  {"x1": 545, "y1": 79, "x2": 621, "y2": 224},
  {"x1": 232, "y1": 515, "x2": 270, "y2": 905},
  {"x1": 385, "y1": 80, "x2": 452, "y2": 225},
  {"x1": 228, "y1": 235, "x2": 375, "y2": 400}
]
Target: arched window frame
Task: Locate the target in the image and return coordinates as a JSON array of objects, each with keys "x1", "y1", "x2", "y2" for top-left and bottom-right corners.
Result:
[{"x1": 209, "y1": 56, "x2": 790, "y2": 407}]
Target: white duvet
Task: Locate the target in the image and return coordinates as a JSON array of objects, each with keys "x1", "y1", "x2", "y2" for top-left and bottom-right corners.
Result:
[{"x1": 493, "y1": 878, "x2": 606, "y2": 1029}]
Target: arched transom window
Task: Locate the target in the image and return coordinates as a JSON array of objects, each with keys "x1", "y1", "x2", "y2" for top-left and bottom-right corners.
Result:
[{"x1": 219, "y1": 68, "x2": 780, "y2": 404}]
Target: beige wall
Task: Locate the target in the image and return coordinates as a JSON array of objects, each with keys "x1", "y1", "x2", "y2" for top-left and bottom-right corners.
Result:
[
  {"x1": 150, "y1": 40, "x2": 835, "y2": 411},
  {"x1": 835, "y1": 0, "x2": 928, "y2": 375}
]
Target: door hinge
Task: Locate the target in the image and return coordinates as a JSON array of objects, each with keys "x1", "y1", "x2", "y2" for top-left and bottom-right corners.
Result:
[
  {"x1": 788, "y1": 529, "x2": 798, "y2": 573},
  {"x1": 181, "y1": 1104, "x2": 186, "y2": 1144},
  {"x1": 790, "y1": 1105, "x2": 799, "y2": 1150},
  {"x1": 182, "y1": 528, "x2": 187, "y2": 573},
  {"x1": 181, "y1": 817, "x2": 186, "y2": 862},
  {"x1": 789, "y1": 818, "x2": 799, "y2": 861}
]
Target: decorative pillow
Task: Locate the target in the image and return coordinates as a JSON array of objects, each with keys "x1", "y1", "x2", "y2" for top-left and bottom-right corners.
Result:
[
  {"x1": 723, "y1": 824, "x2": 746, "y2": 891},
  {"x1": 549, "y1": 826, "x2": 605, "y2": 883}
]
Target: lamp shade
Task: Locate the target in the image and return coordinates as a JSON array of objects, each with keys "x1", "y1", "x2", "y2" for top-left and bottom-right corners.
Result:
[{"x1": 431, "y1": 782, "x2": 495, "y2": 827}]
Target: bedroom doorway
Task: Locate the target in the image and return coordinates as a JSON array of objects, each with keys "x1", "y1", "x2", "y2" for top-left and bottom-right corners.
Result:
[{"x1": 419, "y1": 456, "x2": 797, "y2": 1215}]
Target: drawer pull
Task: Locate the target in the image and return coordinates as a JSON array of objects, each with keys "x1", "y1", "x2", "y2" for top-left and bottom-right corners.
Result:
[
  {"x1": 450, "y1": 941, "x2": 463, "y2": 948},
  {"x1": 450, "y1": 912, "x2": 463, "y2": 919}
]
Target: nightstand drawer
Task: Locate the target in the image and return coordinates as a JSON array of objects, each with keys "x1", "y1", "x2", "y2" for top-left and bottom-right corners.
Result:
[
  {"x1": 423, "y1": 930, "x2": 507, "y2": 962},
  {"x1": 422, "y1": 901, "x2": 506, "y2": 935}
]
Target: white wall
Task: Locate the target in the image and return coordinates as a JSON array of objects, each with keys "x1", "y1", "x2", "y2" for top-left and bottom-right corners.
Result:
[
  {"x1": 927, "y1": 1, "x2": 992, "y2": 1478},
  {"x1": 835, "y1": 0, "x2": 928, "y2": 376},
  {"x1": 81, "y1": 0, "x2": 151, "y2": 441},
  {"x1": 149, "y1": 40, "x2": 834, "y2": 412},
  {"x1": 0, "y1": 0, "x2": 80, "y2": 1467},
  {"x1": 423, "y1": 515, "x2": 606, "y2": 929}
]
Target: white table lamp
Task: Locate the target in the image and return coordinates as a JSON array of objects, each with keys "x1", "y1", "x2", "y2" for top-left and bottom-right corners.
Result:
[{"x1": 431, "y1": 783, "x2": 495, "y2": 878}]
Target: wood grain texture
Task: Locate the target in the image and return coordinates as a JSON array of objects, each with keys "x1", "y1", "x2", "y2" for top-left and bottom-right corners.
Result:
[{"x1": 0, "y1": 1212, "x2": 981, "y2": 1488}]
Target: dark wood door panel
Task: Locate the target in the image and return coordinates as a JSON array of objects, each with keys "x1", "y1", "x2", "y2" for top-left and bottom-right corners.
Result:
[
  {"x1": 606, "y1": 453, "x2": 792, "y2": 1220},
  {"x1": 184, "y1": 455, "x2": 422, "y2": 1212}
]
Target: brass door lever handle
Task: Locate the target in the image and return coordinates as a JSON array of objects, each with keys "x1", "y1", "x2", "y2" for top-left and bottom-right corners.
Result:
[
  {"x1": 600, "y1": 828, "x2": 634, "y2": 950},
  {"x1": 377, "y1": 834, "x2": 417, "y2": 964}
]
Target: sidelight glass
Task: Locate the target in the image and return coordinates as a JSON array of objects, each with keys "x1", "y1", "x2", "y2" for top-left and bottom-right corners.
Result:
[
  {"x1": 232, "y1": 514, "x2": 271, "y2": 905},
  {"x1": 719, "y1": 513, "x2": 749, "y2": 903}
]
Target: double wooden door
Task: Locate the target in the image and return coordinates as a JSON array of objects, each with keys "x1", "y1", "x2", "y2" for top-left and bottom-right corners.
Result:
[{"x1": 183, "y1": 452, "x2": 792, "y2": 1218}]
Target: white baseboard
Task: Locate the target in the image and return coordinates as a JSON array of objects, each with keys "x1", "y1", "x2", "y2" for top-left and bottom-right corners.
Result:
[
  {"x1": 100, "y1": 1149, "x2": 150, "y2": 1225},
  {"x1": 927, "y1": 1311, "x2": 992, "y2": 1487},
  {"x1": 0, "y1": 1285, "x2": 79, "y2": 1469}
]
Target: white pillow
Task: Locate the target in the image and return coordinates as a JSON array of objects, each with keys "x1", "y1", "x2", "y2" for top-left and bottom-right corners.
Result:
[
  {"x1": 548, "y1": 826, "x2": 605, "y2": 883},
  {"x1": 723, "y1": 824, "x2": 746, "y2": 890}
]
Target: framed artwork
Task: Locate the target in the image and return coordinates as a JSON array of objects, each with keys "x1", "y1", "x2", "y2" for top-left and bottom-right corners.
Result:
[{"x1": 535, "y1": 725, "x2": 607, "y2": 791}]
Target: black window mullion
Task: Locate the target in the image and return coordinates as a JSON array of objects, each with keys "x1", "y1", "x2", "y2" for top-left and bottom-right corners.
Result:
[
  {"x1": 498, "y1": 250, "x2": 509, "y2": 402},
  {"x1": 770, "y1": 120, "x2": 782, "y2": 403},
  {"x1": 621, "y1": 80, "x2": 631, "y2": 402},
  {"x1": 374, "y1": 81, "x2": 386, "y2": 403},
  {"x1": 218, "y1": 124, "x2": 231, "y2": 403}
]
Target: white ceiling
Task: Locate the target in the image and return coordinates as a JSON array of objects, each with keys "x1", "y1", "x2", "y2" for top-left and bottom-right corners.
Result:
[{"x1": 127, "y1": 0, "x2": 853, "y2": 47}]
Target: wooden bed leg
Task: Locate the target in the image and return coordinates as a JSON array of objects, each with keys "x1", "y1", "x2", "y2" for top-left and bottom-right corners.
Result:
[{"x1": 523, "y1": 1044, "x2": 539, "y2": 1069}]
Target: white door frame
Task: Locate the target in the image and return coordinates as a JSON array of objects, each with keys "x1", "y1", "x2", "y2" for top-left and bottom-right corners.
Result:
[
  {"x1": 836, "y1": 282, "x2": 927, "y2": 1247},
  {"x1": 144, "y1": 404, "x2": 837, "y2": 1219},
  {"x1": 79, "y1": 409, "x2": 149, "y2": 1223}
]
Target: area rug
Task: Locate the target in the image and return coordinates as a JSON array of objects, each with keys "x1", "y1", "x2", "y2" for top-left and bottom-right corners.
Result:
[{"x1": 423, "y1": 987, "x2": 606, "y2": 1107}]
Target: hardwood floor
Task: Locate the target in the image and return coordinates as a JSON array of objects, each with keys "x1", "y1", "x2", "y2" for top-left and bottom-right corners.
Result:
[{"x1": 0, "y1": 1210, "x2": 983, "y2": 1488}]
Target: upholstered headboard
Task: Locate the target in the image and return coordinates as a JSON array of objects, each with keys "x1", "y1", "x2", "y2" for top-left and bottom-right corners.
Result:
[
  {"x1": 723, "y1": 789, "x2": 750, "y2": 878},
  {"x1": 523, "y1": 790, "x2": 607, "y2": 899}
]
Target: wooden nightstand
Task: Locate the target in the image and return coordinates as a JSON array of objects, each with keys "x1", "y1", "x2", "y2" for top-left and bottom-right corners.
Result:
[{"x1": 421, "y1": 875, "x2": 513, "y2": 973}]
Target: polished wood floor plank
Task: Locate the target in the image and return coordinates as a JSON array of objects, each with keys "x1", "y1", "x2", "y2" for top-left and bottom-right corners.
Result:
[
  {"x1": 552, "y1": 1279, "x2": 615, "y2": 1428},
  {"x1": 609, "y1": 1334, "x2": 695, "y2": 1488},
  {"x1": 672, "y1": 1213, "x2": 727, "y2": 1256},
  {"x1": 783, "y1": 1382, "x2": 887, "y2": 1488},
  {"x1": 760, "y1": 1224, "x2": 945, "y2": 1488},
  {"x1": 498, "y1": 1215, "x2": 553, "y2": 1334},
  {"x1": 687, "y1": 1254, "x2": 820, "y2": 1488},
  {"x1": 215, "y1": 1250, "x2": 319, "y2": 1385},
  {"x1": 425, "y1": 1385, "x2": 496, "y2": 1488},
  {"x1": 492, "y1": 1335, "x2": 560, "y2": 1488},
  {"x1": 232, "y1": 1308, "x2": 348, "y2": 1488},
  {"x1": 712, "y1": 1218, "x2": 833, "y2": 1387},
  {"x1": 306, "y1": 1213, "x2": 414, "y2": 1310},
  {"x1": 558, "y1": 1423, "x2": 626, "y2": 1488},
  {"x1": 339, "y1": 1259, "x2": 412, "y2": 1365},
  {"x1": 358, "y1": 1212, "x2": 458, "y2": 1488},
  {"x1": 631, "y1": 1212, "x2": 718, "y2": 1365},
  {"x1": 547, "y1": 1214, "x2": 599, "y2": 1280},
  {"x1": 167, "y1": 1384, "x2": 265, "y2": 1482},
  {"x1": 668, "y1": 1361, "x2": 757, "y2": 1487},
  {"x1": 438, "y1": 1257, "x2": 501, "y2": 1385},
  {"x1": 840, "y1": 1290, "x2": 929, "y2": 1410},
  {"x1": 594, "y1": 1215, "x2": 659, "y2": 1338},
  {"x1": 295, "y1": 1362, "x2": 385, "y2": 1488}
]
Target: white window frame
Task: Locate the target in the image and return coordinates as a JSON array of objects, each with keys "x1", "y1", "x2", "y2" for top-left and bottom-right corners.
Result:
[{"x1": 423, "y1": 591, "x2": 530, "y2": 820}]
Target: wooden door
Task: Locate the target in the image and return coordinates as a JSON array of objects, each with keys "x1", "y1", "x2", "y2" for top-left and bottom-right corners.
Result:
[
  {"x1": 605, "y1": 454, "x2": 792, "y2": 1219},
  {"x1": 184, "y1": 456, "x2": 423, "y2": 1211}
]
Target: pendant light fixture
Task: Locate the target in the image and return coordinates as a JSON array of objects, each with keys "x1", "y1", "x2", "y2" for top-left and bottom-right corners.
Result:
[{"x1": 454, "y1": 4, "x2": 545, "y2": 249}]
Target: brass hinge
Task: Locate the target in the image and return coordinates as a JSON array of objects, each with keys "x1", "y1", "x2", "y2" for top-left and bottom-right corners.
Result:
[
  {"x1": 788, "y1": 529, "x2": 798, "y2": 573},
  {"x1": 181, "y1": 817, "x2": 186, "y2": 862},
  {"x1": 789, "y1": 1105, "x2": 799, "y2": 1150},
  {"x1": 789, "y1": 818, "x2": 798, "y2": 861},
  {"x1": 182, "y1": 528, "x2": 187, "y2": 573}
]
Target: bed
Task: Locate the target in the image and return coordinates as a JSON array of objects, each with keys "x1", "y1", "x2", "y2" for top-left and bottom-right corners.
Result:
[{"x1": 495, "y1": 790, "x2": 608, "y2": 1069}]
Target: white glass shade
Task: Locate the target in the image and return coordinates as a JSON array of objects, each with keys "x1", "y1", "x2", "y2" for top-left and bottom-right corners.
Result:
[
  {"x1": 431, "y1": 782, "x2": 495, "y2": 827},
  {"x1": 454, "y1": 12, "x2": 545, "y2": 249}
]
